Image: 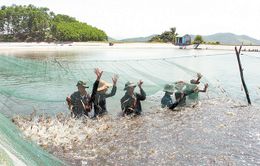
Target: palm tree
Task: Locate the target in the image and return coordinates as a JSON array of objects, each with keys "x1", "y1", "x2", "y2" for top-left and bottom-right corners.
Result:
[{"x1": 170, "y1": 27, "x2": 178, "y2": 44}]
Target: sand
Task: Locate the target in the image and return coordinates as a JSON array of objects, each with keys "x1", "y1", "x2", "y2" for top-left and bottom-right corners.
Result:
[{"x1": 0, "y1": 42, "x2": 260, "y2": 53}]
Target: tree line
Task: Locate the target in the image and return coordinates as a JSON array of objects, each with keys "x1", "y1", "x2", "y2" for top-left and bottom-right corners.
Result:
[
  {"x1": 150, "y1": 27, "x2": 178, "y2": 43},
  {"x1": 0, "y1": 5, "x2": 107, "y2": 42},
  {"x1": 150, "y1": 28, "x2": 220, "y2": 45}
]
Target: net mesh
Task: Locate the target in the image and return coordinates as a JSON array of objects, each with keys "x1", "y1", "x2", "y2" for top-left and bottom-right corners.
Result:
[{"x1": 0, "y1": 49, "x2": 259, "y2": 116}]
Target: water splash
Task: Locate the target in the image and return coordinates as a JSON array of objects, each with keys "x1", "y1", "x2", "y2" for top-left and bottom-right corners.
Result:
[
  {"x1": 12, "y1": 98, "x2": 260, "y2": 165},
  {"x1": 0, "y1": 113, "x2": 65, "y2": 166}
]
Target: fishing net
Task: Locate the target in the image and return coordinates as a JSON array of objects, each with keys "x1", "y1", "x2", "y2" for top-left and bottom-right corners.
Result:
[
  {"x1": 0, "y1": 112, "x2": 64, "y2": 165},
  {"x1": 0, "y1": 48, "x2": 259, "y2": 116}
]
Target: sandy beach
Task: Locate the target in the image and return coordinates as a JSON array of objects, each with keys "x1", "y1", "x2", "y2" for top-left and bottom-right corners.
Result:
[{"x1": 0, "y1": 42, "x2": 260, "y2": 52}]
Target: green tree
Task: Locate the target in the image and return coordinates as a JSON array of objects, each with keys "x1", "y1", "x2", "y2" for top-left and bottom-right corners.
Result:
[
  {"x1": 51, "y1": 15, "x2": 107, "y2": 42},
  {"x1": 170, "y1": 27, "x2": 178, "y2": 43},
  {"x1": 0, "y1": 5, "x2": 51, "y2": 41},
  {"x1": 0, "y1": 4, "x2": 107, "y2": 42},
  {"x1": 193, "y1": 35, "x2": 204, "y2": 44},
  {"x1": 150, "y1": 27, "x2": 178, "y2": 43}
]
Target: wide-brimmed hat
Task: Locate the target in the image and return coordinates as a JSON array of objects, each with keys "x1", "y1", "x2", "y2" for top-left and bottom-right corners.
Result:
[
  {"x1": 124, "y1": 81, "x2": 136, "y2": 90},
  {"x1": 76, "y1": 80, "x2": 89, "y2": 88},
  {"x1": 97, "y1": 80, "x2": 112, "y2": 92},
  {"x1": 163, "y1": 84, "x2": 175, "y2": 93},
  {"x1": 190, "y1": 79, "x2": 200, "y2": 84},
  {"x1": 174, "y1": 82, "x2": 185, "y2": 91}
]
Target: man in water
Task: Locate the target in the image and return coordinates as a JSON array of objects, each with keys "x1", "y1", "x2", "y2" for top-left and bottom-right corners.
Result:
[
  {"x1": 174, "y1": 73, "x2": 208, "y2": 106},
  {"x1": 93, "y1": 75, "x2": 118, "y2": 117},
  {"x1": 66, "y1": 68, "x2": 103, "y2": 118},
  {"x1": 161, "y1": 83, "x2": 198, "y2": 110},
  {"x1": 120, "y1": 80, "x2": 146, "y2": 116}
]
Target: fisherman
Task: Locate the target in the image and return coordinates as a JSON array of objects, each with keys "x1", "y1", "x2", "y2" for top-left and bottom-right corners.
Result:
[
  {"x1": 184, "y1": 73, "x2": 208, "y2": 100},
  {"x1": 174, "y1": 73, "x2": 208, "y2": 106},
  {"x1": 161, "y1": 83, "x2": 197, "y2": 110},
  {"x1": 120, "y1": 80, "x2": 146, "y2": 116},
  {"x1": 66, "y1": 68, "x2": 103, "y2": 118},
  {"x1": 93, "y1": 75, "x2": 118, "y2": 117},
  {"x1": 161, "y1": 84, "x2": 183, "y2": 109}
]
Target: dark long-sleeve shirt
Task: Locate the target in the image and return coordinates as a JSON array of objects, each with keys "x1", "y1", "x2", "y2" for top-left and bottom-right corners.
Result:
[
  {"x1": 70, "y1": 80, "x2": 99, "y2": 118},
  {"x1": 94, "y1": 85, "x2": 117, "y2": 116},
  {"x1": 162, "y1": 88, "x2": 196, "y2": 110},
  {"x1": 120, "y1": 88, "x2": 146, "y2": 115},
  {"x1": 161, "y1": 93, "x2": 180, "y2": 110}
]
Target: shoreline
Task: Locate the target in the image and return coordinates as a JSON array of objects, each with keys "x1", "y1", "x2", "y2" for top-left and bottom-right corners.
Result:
[{"x1": 0, "y1": 42, "x2": 260, "y2": 52}]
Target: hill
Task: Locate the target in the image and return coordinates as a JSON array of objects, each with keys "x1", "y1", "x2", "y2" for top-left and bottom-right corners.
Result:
[
  {"x1": 116, "y1": 33, "x2": 260, "y2": 45},
  {"x1": 191, "y1": 33, "x2": 260, "y2": 45},
  {"x1": 119, "y1": 35, "x2": 157, "y2": 42}
]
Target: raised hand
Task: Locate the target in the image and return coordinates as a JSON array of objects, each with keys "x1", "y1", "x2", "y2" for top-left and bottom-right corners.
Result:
[
  {"x1": 197, "y1": 73, "x2": 203, "y2": 79},
  {"x1": 138, "y1": 80, "x2": 143, "y2": 88},
  {"x1": 94, "y1": 68, "x2": 103, "y2": 81},
  {"x1": 112, "y1": 74, "x2": 119, "y2": 85}
]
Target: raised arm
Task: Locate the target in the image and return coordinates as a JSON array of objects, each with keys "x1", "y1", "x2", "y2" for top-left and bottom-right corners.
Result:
[
  {"x1": 90, "y1": 68, "x2": 103, "y2": 102},
  {"x1": 194, "y1": 73, "x2": 203, "y2": 84},
  {"x1": 198, "y1": 83, "x2": 208, "y2": 93},
  {"x1": 136, "y1": 80, "x2": 146, "y2": 101},
  {"x1": 105, "y1": 75, "x2": 118, "y2": 98},
  {"x1": 95, "y1": 68, "x2": 103, "y2": 81}
]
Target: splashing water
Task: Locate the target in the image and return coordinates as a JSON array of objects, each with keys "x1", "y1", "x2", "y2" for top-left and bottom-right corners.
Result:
[
  {"x1": 12, "y1": 98, "x2": 260, "y2": 165},
  {"x1": 0, "y1": 113, "x2": 65, "y2": 165}
]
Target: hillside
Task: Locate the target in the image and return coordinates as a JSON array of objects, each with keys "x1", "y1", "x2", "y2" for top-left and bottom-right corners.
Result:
[
  {"x1": 119, "y1": 35, "x2": 157, "y2": 42},
  {"x1": 191, "y1": 33, "x2": 260, "y2": 45},
  {"x1": 116, "y1": 33, "x2": 260, "y2": 45}
]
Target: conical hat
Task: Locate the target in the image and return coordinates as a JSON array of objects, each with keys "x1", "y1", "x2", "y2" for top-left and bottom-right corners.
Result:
[{"x1": 97, "y1": 80, "x2": 112, "y2": 92}]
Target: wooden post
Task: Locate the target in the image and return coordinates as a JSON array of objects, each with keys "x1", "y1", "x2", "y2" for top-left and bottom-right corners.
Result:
[{"x1": 235, "y1": 45, "x2": 251, "y2": 105}]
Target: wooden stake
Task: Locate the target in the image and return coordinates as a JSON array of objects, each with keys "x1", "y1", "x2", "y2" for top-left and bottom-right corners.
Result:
[{"x1": 235, "y1": 45, "x2": 251, "y2": 105}]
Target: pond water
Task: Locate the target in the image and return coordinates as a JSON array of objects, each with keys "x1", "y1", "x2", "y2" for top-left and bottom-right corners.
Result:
[
  {"x1": 0, "y1": 46, "x2": 260, "y2": 165},
  {"x1": 0, "y1": 47, "x2": 259, "y2": 116}
]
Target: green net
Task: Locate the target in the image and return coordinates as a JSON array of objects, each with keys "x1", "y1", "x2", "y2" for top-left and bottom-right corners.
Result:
[
  {"x1": 0, "y1": 112, "x2": 64, "y2": 165},
  {"x1": 0, "y1": 47, "x2": 260, "y2": 165},
  {"x1": 0, "y1": 48, "x2": 259, "y2": 116}
]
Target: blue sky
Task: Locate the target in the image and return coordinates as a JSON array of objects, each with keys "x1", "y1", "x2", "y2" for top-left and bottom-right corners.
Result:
[{"x1": 1, "y1": 0, "x2": 260, "y2": 39}]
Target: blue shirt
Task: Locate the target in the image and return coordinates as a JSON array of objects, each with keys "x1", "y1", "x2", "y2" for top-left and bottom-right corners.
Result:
[{"x1": 161, "y1": 93, "x2": 173, "y2": 108}]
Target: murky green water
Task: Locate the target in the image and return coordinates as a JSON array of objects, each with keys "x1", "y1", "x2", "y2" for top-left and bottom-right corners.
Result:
[
  {"x1": 0, "y1": 48, "x2": 259, "y2": 116},
  {"x1": 1, "y1": 47, "x2": 260, "y2": 165}
]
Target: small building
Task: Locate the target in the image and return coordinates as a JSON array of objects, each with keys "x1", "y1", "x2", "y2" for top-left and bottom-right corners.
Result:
[{"x1": 175, "y1": 34, "x2": 191, "y2": 46}]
